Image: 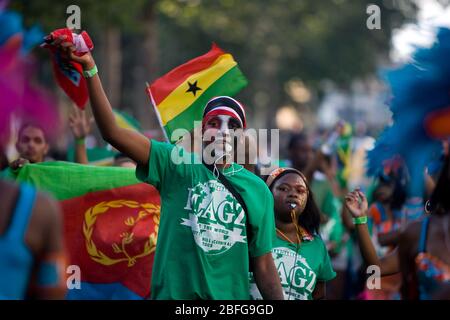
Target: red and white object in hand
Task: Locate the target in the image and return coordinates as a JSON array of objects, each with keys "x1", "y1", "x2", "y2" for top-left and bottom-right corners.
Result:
[
  {"x1": 42, "y1": 28, "x2": 94, "y2": 56},
  {"x1": 42, "y1": 28, "x2": 94, "y2": 109}
]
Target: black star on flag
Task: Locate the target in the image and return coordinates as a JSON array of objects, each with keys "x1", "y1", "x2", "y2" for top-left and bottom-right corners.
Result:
[{"x1": 186, "y1": 80, "x2": 202, "y2": 97}]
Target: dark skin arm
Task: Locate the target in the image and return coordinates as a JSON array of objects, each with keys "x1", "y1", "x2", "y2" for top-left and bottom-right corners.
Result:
[
  {"x1": 312, "y1": 281, "x2": 326, "y2": 300},
  {"x1": 342, "y1": 205, "x2": 355, "y2": 231},
  {"x1": 28, "y1": 193, "x2": 67, "y2": 299},
  {"x1": 345, "y1": 189, "x2": 399, "y2": 276},
  {"x1": 356, "y1": 223, "x2": 400, "y2": 276},
  {"x1": 69, "y1": 105, "x2": 92, "y2": 165},
  {"x1": 74, "y1": 139, "x2": 88, "y2": 165},
  {"x1": 55, "y1": 36, "x2": 150, "y2": 168},
  {"x1": 252, "y1": 253, "x2": 284, "y2": 300}
]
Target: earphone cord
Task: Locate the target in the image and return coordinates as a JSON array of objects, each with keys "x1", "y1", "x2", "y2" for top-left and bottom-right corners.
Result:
[
  {"x1": 212, "y1": 153, "x2": 227, "y2": 179},
  {"x1": 213, "y1": 152, "x2": 244, "y2": 178}
]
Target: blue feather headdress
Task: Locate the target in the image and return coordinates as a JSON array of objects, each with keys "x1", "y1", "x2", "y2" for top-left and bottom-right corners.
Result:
[{"x1": 367, "y1": 27, "x2": 450, "y2": 196}]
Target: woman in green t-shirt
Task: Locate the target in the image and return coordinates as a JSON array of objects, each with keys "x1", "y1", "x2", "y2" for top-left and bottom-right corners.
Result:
[{"x1": 250, "y1": 167, "x2": 336, "y2": 300}]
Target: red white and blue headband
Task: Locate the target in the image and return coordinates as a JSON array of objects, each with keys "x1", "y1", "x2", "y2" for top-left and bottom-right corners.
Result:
[{"x1": 202, "y1": 96, "x2": 247, "y2": 129}]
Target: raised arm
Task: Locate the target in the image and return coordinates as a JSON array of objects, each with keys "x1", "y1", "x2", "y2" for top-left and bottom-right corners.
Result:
[
  {"x1": 69, "y1": 105, "x2": 91, "y2": 164},
  {"x1": 56, "y1": 36, "x2": 151, "y2": 167},
  {"x1": 345, "y1": 189, "x2": 399, "y2": 276}
]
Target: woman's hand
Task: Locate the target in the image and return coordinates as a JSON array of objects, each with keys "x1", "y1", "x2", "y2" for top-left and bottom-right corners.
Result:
[
  {"x1": 52, "y1": 35, "x2": 95, "y2": 70},
  {"x1": 69, "y1": 105, "x2": 93, "y2": 140},
  {"x1": 345, "y1": 189, "x2": 368, "y2": 217},
  {"x1": 9, "y1": 158, "x2": 29, "y2": 170},
  {"x1": 49, "y1": 31, "x2": 150, "y2": 167}
]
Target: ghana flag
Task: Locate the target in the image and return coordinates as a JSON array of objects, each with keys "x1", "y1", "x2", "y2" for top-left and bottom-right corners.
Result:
[
  {"x1": 15, "y1": 162, "x2": 160, "y2": 299},
  {"x1": 147, "y1": 43, "x2": 248, "y2": 143},
  {"x1": 113, "y1": 109, "x2": 142, "y2": 133}
]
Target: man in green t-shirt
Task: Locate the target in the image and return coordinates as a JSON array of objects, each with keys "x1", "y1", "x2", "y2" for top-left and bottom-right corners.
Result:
[{"x1": 56, "y1": 39, "x2": 284, "y2": 300}]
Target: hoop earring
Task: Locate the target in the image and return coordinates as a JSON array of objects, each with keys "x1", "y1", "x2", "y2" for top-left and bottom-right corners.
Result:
[{"x1": 424, "y1": 200, "x2": 433, "y2": 214}]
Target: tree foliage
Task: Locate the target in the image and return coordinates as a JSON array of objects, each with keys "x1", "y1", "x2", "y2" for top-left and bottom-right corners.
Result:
[{"x1": 10, "y1": 0, "x2": 418, "y2": 128}]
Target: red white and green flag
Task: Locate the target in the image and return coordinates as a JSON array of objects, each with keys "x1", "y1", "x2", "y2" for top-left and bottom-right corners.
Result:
[
  {"x1": 146, "y1": 44, "x2": 248, "y2": 143},
  {"x1": 15, "y1": 162, "x2": 160, "y2": 299}
]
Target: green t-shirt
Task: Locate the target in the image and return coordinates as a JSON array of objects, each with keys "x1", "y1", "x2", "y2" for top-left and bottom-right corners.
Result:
[
  {"x1": 311, "y1": 178, "x2": 338, "y2": 220},
  {"x1": 136, "y1": 140, "x2": 276, "y2": 300},
  {"x1": 249, "y1": 234, "x2": 336, "y2": 300},
  {"x1": 311, "y1": 177, "x2": 344, "y2": 254}
]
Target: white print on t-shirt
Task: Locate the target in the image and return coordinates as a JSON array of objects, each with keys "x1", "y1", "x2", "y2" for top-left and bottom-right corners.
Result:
[
  {"x1": 250, "y1": 246, "x2": 317, "y2": 300},
  {"x1": 274, "y1": 247, "x2": 317, "y2": 300},
  {"x1": 182, "y1": 180, "x2": 247, "y2": 255}
]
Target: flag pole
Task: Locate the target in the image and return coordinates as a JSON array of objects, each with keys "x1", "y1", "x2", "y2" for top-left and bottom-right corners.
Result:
[{"x1": 145, "y1": 82, "x2": 170, "y2": 143}]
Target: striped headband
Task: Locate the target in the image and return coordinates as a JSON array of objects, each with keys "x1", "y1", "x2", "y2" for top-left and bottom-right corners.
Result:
[
  {"x1": 265, "y1": 167, "x2": 308, "y2": 190},
  {"x1": 202, "y1": 96, "x2": 247, "y2": 129}
]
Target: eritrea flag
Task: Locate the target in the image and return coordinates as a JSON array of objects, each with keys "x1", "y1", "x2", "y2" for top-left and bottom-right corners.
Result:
[
  {"x1": 147, "y1": 43, "x2": 248, "y2": 143},
  {"x1": 15, "y1": 162, "x2": 160, "y2": 299}
]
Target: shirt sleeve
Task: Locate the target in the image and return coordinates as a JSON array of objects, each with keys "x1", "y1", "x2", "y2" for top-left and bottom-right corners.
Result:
[
  {"x1": 135, "y1": 139, "x2": 184, "y2": 191},
  {"x1": 248, "y1": 185, "x2": 276, "y2": 258},
  {"x1": 328, "y1": 198, "x2": 344, "y2": 242},
  {"x1": 317, "y1": 238, "x2": 337, "y2": 281}
]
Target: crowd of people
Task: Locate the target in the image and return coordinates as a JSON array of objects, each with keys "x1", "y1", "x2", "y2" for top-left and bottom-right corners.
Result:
[{"x1": 1, "y1": 27, "x2": 449, "y2": 300}]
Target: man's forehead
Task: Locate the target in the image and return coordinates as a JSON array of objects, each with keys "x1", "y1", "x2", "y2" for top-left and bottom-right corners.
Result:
[
  {"x1": 206, "y1": 115, "x2": 233, "y2": 122},
  {"x1": 20, "y1": 126, "x2": 45, "y2": 138}
]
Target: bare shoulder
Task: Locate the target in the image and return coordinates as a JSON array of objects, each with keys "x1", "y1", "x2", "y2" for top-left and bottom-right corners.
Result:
[
  {"x1": 33, "y1": 191, "x2": 62, "y2": 223},
  {"x1": 27, "y1": 191, "x2": 62, "y2": 251}
]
